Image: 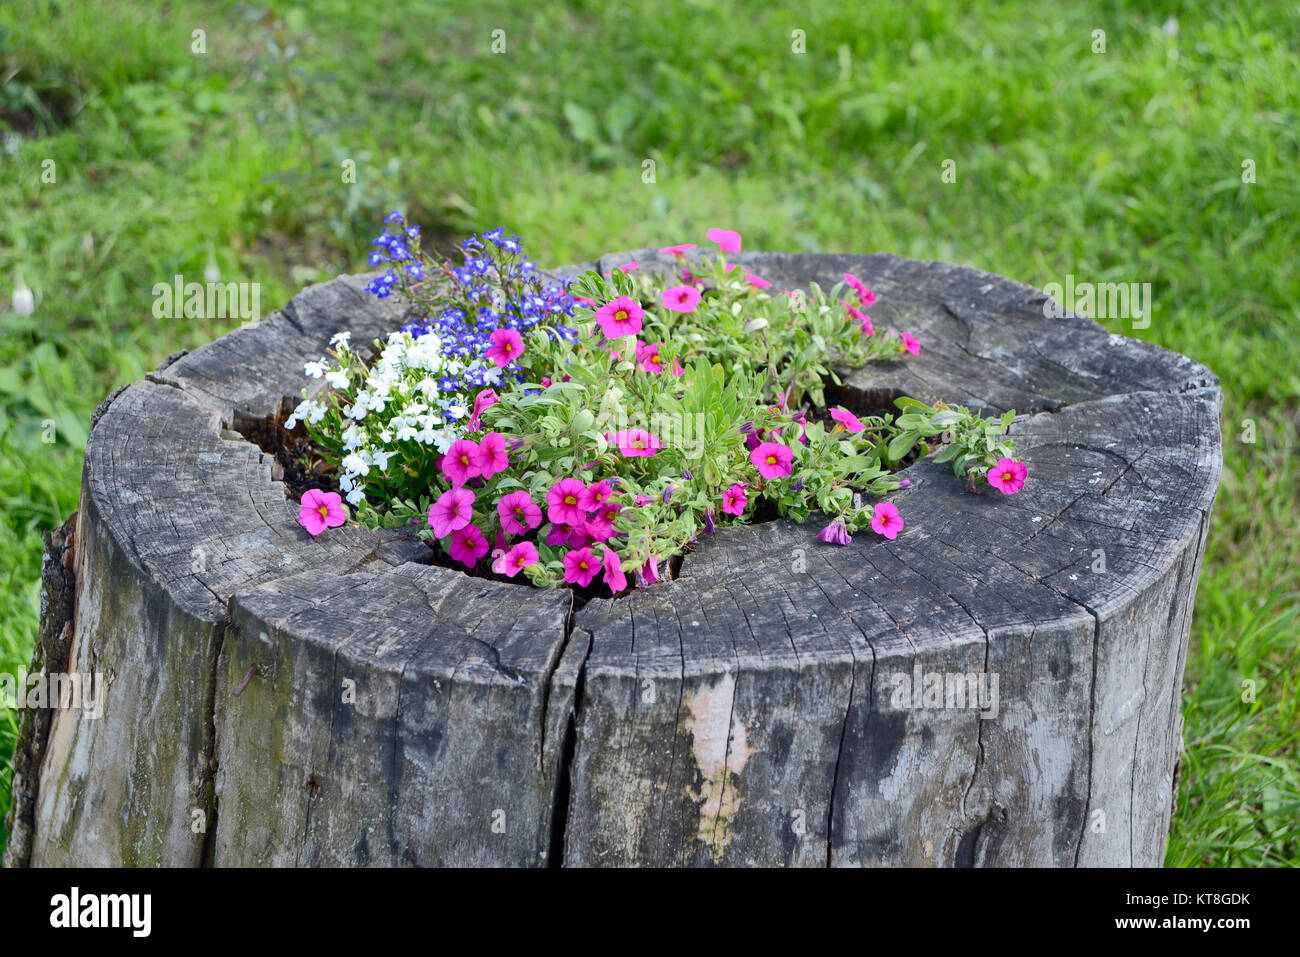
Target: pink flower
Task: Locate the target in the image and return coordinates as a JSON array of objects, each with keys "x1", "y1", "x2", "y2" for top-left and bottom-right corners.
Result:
[
  {"x1": 441, "y1": 438, "x2": 483, "y2": 487},
  {"x1": 817, "y1": 520, "x2": 852, "y2": 546},
  {"x1": 602, "y1": 547, "x2": 628, "y2": 594},
  {"x1": 448, "y1": 524, "x2": 489, "y2": 567},
  {"x1": 842, "y1": 272, "x2": 877, "y2": 308},
  {"x1": 467, "y1": 387, "x2": 499, "y2": 431},
  {"x1": 547, "y1": 521, "x2": 580, "y2": 546},
  {"x1": 745, "y1": 272, "x2": 772, "y2": 289},
  {"x1": 900, "y1": 332, "x2": 920, "y2": 355},
  {"x1": 485, "y1": 328, "x2": 524, "y2": 368},
  {"x1": 563, "y1": 547, "x2": 600, "y2": 587},
  {"x1": 472, "y1": 431, "x2": 509, "y2": 480},
  {"x1": 635, "y1": 341, "x2": 667, "y2": 374},
  {"x1": 871, "y1": 502, "x2": 904, "y2": 540},
  {"x1": 497, "y1": 490, "x2": 542, "y2": 535},
  {"x1": 706, "y1": 227, "x2": 742, "y2": 253},
  {"x1": 659, "y1": 244, "x2": 697, "y2": 256},
  {"x1": 298, "y1": 489, "x2": 347, "y2": 536},
  {"x1": 844, "y1": 301, "x2": 873, "y2": 336},
  {"x1": 661, "y1": 285, "x2": 702, "y2": 313},
  {"x1": 547, "y1": 478, "x2": 587, "y2": 525},
  {"x1": 987, "y1": 458, "x2": 1027, "y2": 495},
  {"x1": 579, "y1": 480, "x2": 613, "y2": 511},
  {"x1": 721, "y1": 482, "x2": 747, "y2": 516},
  {"x1": 750, "y1": 441, "x2": 793, "y2": 479},
  {"x1": 498, "y1": 541, "x2": 539, "y2": 578},
  {"x1": 429, "y1": 487, "x2": 475, "y2": 539},
  {"x1": 609, "y1": 429, "x2": 662, "y2": 457},
  {"x1": 638, "y1": 556, "x2": 660, "y2": 588},
  {"x1": 594, "y1": 296, "x2": 644, "y2": 338},
  {"x1": 634, "y1": 494, "x2": 654, "y2": 507},
  {"x1": 584, "y1": 502, "x2": 621, "y2": 542},
  {"x1": 830, "y1": 407, "x2": 866, "y2": 434},
  {"x1": 573, "y1": 295, "x2": 597, "y2": 308}
]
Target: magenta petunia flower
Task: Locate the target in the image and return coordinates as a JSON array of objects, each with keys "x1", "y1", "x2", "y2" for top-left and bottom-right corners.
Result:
[
  {"x1": 594, "y1": 296, "x2": 644, "y2": 338},
  {"x1": 472, "y1": 431, "x2": 509, "y2": 480},
  {"x1": 486, "y1": 328, "x2": 524, "y2": 368},
  {"x1": 706, "y1": 227, "x2": 742, "y2": 253},
  {"x1": 579, "y1": 480, "x2": 613, "y2": 512},
  {"x1": 497, "y1": 490, "x2": 542, "y2": 535},
  {"x1": 871, "y1": 502, "x2": 904, "y2": 540},
  {"x1": 448, "y1": 524, "x2": 489, "y2": 567},
  {"x1": 844, "y1": 300, "x2": 874, "y2": 336},
  {"x1": 817, "y1": 520, "x2": 852, "y2": 546},
  {"x1": 441, "y1": 438, "x2": 483, "y2": 487},
  {"x1": 661, "y1": 285, "x2": 702, "y2": 313},
  {"x1": 609, "y1": 428, "x2": 663, "y2": 457},
  {"x1": 750, "y1": 441, "x2": 793, "y2": 479},
  {"x1": 429, "y1": 487, "x2": 476, "y2": 539},
  {"x1": 830, "y1": 407, "x2": 866, "y2": 434},
  {"x1": 842, "y1": 272, "x2": 878, "y2": 308},
  {"x1": 634, "y1": 493, "x2": 654, "y2": 507},
  {"x1": 584, "y1": 502, "x2": 621, "y2": 542},
  {"x1": 602, "y1": 547, "x2": 628, "y2": 594},
  {"x1": 635, "y1": 341, "x2": 667, "y2": 374},
  {"x1": 546, "y1": 521, "x2": 578, "y2": 546},
  {"x1": 563, "y1": 547, "x2": 600, "y2": 587},
  {"x1": 987, "y1": 458, "x2": 1028, "y2": 495},
  {"x1": 745, "y1": 272, "x2": 772, "y2": 289},
  {"x1": 467, "y1": 387, "x2": 499, "y2": 431},
  {"x1": 299, "y1": 488, "x2": 347, "y2": 536},
  {"x1": 900, "y1": 331, "x2": 920, "y2": 355},
  {"x1": 638, "y1": 556, "x2": 659, "y2": 589},
  {"x1": 547, "y1": 478, "x2": 587, "y2": 525},
  {"x1": 499, "y1": 541, "x2": 539, "y2": 578},
  {"x1": 721, "y1": 482, "x2": 748, "y2": 516},
  {"x1": 659, "y1": 244, "x2": 697, "y2": 256}
]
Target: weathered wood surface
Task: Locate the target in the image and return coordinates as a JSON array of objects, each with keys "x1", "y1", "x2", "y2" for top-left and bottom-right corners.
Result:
[{"x1": 4, "y1": 252, "x2": 1220, "y2": 867}]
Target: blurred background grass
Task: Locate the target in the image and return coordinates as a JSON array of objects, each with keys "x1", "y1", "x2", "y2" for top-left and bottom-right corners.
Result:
[{"x1": 1, "y1": 0, "x2": 1296, "y2": 865}]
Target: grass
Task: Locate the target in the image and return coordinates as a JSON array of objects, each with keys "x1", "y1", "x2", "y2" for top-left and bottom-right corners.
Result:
[{"x1": 1, "y1": 0, "x2": 1296, "y2": 864}]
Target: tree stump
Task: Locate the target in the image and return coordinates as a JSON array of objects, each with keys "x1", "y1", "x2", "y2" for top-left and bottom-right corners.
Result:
[{"x1": 5, "y1": 251, "x2": 1221, "y2": 868}]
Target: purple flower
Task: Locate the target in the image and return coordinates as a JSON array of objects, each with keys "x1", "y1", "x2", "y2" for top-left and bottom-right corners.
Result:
[{"x1": 817, "y1": 520, "x2": 852, "y2": 546}]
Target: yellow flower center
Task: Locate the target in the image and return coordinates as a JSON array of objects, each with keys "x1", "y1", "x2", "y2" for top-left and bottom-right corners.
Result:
[
  {"x1": 564, "y1": 495, "x2": 577, "y2": 505},
  {"x1": 318, "y1": 506, "x2": 328, "y2": 517},
  {"x1": 615, "y1": 310, "x2": 627, "y2": 321}
]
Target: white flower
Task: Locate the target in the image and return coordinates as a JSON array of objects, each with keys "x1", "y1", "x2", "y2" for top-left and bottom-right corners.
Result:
[
  {"x1": 304, "y1": 359, "x2": 326, "y2": 378},
  {"x1": 330, "y1": 331, "x2": 352, "y2": 347},
  {"x1": 431, "y1": 428, "x2": 457, "y2": 454},
  {"x1": 342, "y1": 424, "x2": 364, "y2": 451},
  {"x1": 325, "y1": 369, "x2": 349, "y2": 389},
  {"x1": 341, "y1": 452, "x2": 370, "y2": 476},
  {"x1": 370, "y1": 449, "x2": 396, "y2": 470},
  {"x1": 12, "y1": 276, "x2": 35, "y2": 316},
  {"x1": 305, "y1": 402, "x2": 326, "y2": 425},
  {"x1": 346, "y1": 486, "x2": 365, "y2": 506}
]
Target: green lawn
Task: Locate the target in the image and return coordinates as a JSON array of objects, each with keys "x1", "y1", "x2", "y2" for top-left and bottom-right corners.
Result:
[{"x1": 1, "y1": 0, "x2": 1296, "y2": 864}]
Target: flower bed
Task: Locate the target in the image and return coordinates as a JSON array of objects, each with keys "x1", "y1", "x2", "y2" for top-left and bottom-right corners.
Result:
[{"x1": 285, "y1": 215, "x2": 1028, "y2": 596}]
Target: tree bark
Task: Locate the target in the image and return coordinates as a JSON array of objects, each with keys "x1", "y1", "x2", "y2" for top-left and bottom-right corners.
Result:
[{"x1": 4, "y1": 252, "x2": 1220, "y2": 867}]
